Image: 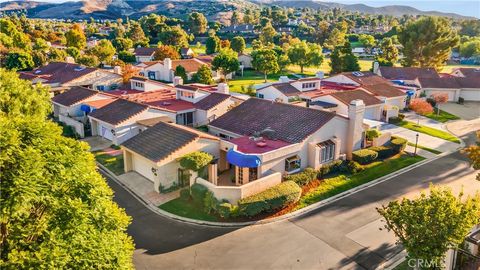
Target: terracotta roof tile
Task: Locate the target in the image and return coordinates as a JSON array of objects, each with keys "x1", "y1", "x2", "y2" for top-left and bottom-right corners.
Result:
[
  {"x1": 379, "y1": 66, "x2": 440, "y2": 80},
  {"x1": 89, "y1": 99, "x2": 148, "y2": 126},
  {"x1": 331, "y1": 90, "x2": 382, "y2": 106},
  {"x1": 134, "y1": 47, "x2": 157, "y2": 56},
  {"x1": 342, "y1": 71, "x2": 392, "y2": 85},
  {"x1": 172, "y1": 59, "x2": 210, "y2": 73},
  {"x1": 194, "y1": 93, "x2": 230, "y2": 111},
  {"x1": 51, "y1": 86, "x2": 98, "y2": 106},
  {"x1": 20, "y1": 62, "x2": 97, "y2": 85},
  {"x1": 361, "y1": 83, "x2": 406, "y2": 98}
]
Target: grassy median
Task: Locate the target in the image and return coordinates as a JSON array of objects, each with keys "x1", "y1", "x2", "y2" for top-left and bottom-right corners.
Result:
[{"x1": 395, "y1": 120, "x2": 461, "y2": 144}]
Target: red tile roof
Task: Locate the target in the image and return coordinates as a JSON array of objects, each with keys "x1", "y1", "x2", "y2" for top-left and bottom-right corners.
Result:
[
  {"x1": 89, "y1": 99, "x2": 148, "y2": 126},
  {"x1": 194, "y1": 93, "x2": 230, "y2": 110},
  {"x1": 19, "y1": 62, "x2": 98, "y2": 85},
  {"x1": 331, "y1": 90, "x2": 382, "y2": 106},
  {"x1": 83, "y1": 98, "x2": 117, "y2": 109},
  {"x1": 172, "y1": 58, "x2": 210, "y2": 73},
  {"x1": 51, "y1": 86, "x2": 98, "y2": 106},
  {"x1": 134, "y1": 47, "x2": 157, "y2": 56}
]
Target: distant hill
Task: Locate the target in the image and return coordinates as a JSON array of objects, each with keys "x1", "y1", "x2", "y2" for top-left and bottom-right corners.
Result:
[{"x1": 0, "y1": 0, "x2": 474, "y2": 20}]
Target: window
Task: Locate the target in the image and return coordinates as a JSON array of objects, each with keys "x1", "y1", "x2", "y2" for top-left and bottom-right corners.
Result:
[
  {"x1": 179, "y1": 91, "x2": 194, "y2": 99},
  {"x1": 134, "y1": 82, "x2": 144, "y2": 88},
  {"x1": 302, "y1": 82, "x2": 317, "y2": 89},
  {"x1": 285, "y1": 155, "x2": 301, "y2": 173},
  {"x1": 257, "y1": 93, "x2": 264, "y2": 99},
  {"x1": 176, "y1": 112, "x2": 194, "y2": 126},
  {"x1": 318, "y1": 140, "x2": 335, "y2": 163}
]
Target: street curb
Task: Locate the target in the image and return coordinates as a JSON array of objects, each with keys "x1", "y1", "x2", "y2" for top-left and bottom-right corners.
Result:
[{"x1": 97, "y1": 141, "x2": 464, "y2": 228}]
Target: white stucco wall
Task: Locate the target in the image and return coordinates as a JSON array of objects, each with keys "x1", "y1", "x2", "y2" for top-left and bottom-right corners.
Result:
[{"x1": 256, "y1": 86, "x2": 289, "y2": 102}]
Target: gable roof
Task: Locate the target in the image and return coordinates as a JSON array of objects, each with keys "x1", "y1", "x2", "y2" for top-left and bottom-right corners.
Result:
[
  {"x1": 19, "y1": 62, "x2": 97, "y2": 85},
  {"x1": 134, "y1": 47, "x2": 157, "y2": 56},
  {"x1": 454, "y1": 68, "x2": 480, "y2": 78},
  {"x1": 51, "y1": 86, "x2": 98, "y2": 106},
  {"x1": 361, "y1": 83, "x2": 406, "y2": 98},
  {"x1": 209, "y1": 98, "x2": 336, "y2": 143},
  {"x1": 258, "y1": 82, "x2": 301, "y2": 97},
  {"x1": 171, "y1": 58, "x2": 210, "y2": 73},
  {"x1": 122, "y1": 122, "x2": 200, "y2": 162},
  {"x1": 330, "y1": 90, "x2": 382, "y2": 106},
  {"x1": 342, "y1": 71, "x2": 392, "y2": 85},
  {"x1": 89, "y1": 99, "x2": 148, "y2": 126},
  {"x1": 379, "y1": 66, "x2": 440, "y2": 80},
  {"x1": 419, "y1": 77, "x2": 480, "y2": 89},
  {"x1": 194, "y1": 93, "x2": 230, "y2": 111}
]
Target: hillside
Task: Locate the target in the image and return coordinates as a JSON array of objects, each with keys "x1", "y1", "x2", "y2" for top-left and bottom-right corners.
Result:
[{"x1": 0, "y1": 0, "x2": 474, "y2": 20}]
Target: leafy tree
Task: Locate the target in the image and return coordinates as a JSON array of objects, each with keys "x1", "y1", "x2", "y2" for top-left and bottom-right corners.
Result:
[
  {"x1": 77, "y1": 54, "x2": 100, "y2": 67},
  {"x1": 89, "y1": 39, "x2": 116, "y2": 63},
  {"x1": 5, "y1": 50, "x2": 34, "y2": 71},
  {"x1": 65, "y1": 25, "x2": 86, "y2": 49},
  {"x1": 153, "y1": 45, "x2": 180, "y2": 61},
  {"x1": 459, "y1": 38, "x2": 480, "y2": 58},
  {"x1": 358, "y1": 34, "x2": 375, "y2": 53},
  {"x1": 32, "y1": 51, "x2": 47, "y2": 67},
  {"x1": 259, "y1": 23, "x2": 277, "y2": 45},
  {"x1": 324, "y1": 28, "x2": 346, "y2": 50},
  {"x1": 341, "y1": 42, "x2": 360, "y2": 72},
  {"x1": 192, "y1": 64, "x2": 213, "y2": 85},
  {"x1": 287, "y1": 41, "x2": 324, "y2": 74},
  {"x1": 459, "y1": 20, "x2": 480, "y2": 37},
  {"x1": 48, "y1": 47, "x2": 68, "y2": 62},
  {"x1": 330, "y1": 47, "x2": 343, "y2": 74},
  {"x1": 206, "y1": 35, "x2": 220, "y2": 55},
  {"x1": 174, "y1": 65, "x2": 188, "y2": 82},
  {"x1": 66, "y1": 47, "x2": 81, "y2": 60},
  {"x1": 464, "y1": 131, "x2": 480, "y2": 181},
  {"x1": 128, "y1": 22, "x2": 149, "y2": 47},
  {"x1": 188, "y1": 12, "x2": 208, "y2": 35},
  {"x1": 231, "y1": 36, "x2": 246, "y2": 54},
  {"x1": 409, "y1": 98, "x2": 434, "y2": 124},
  {"x1": 430, "y1": 93, "x2": 449, "y2": 116},
  {"x1": 118, "y1": 51, "x2": 136, "y2": 63},
  {"x1": 251, "y1": 49, "x2": 280, "y2": 82},
  {"x1": 220, "y1": 39, "x2": 230, "y2": 49},
  {"x1": 179, "y1": 152, "x2": 213, "y2": 172},
  {"x1": 377, "y1": 37, "x2": 399, "y2": 66},
  {"x1": 211, "y1": 48, "x2": 240, "y2": 82},
  {"x1": 377, "y1": 185, "x2": 480, "y2": 265},
  {"x1": 398, "y1": 16, "x2": 459, "y2": 69},
  {"x1": 231, "y1": 11, "x2": 242, "y2": 26},
  {"x1": 0, "y1": 69, "x2": 134, "y2": 269},
  {"x1": 122, "y1": 64, "x2": 139, "y2": 83},
  {"x1": 112, "y1": 37, "x2": 133, "y2": 52},
  {"x1": 0, "y1": 18, "x2": 31, "y2": 50},
  {"x1": 158, "y1": 26, "x2": 190, "y2": 48},
  {"x1": 33, "y1": 38, "x2": 49, "y2": 51}
]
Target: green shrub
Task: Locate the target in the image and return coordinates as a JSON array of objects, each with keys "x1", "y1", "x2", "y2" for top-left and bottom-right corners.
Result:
[
  {"x1": 217, "y1": 202, "x2": 234, "y2": 218},
  {"x1": 391, "y1": 137, "x2": 407, "y2": 153},
  {"x1": 352, "y1": 149, "x2": 378, "y2": 164},
  {"x1": 347, "y1": 161, "x2": 364, "y2": 174},
  {"x1": 388, "y1": 116, "x2": 402, "y2": 124},
  {"x1": 180, "y1": 188, "x2": 190, "y2": 201},
  {"x1": 179, "y1": 152, "x2": 213, "y2": 171},
  {"x1": 398, "y1": 113, "x2": 406, "y2": 121},
  {"x1": 369, "y1": 146, "x2": 394, "y2": 159},
  {"x1": 191, "y1": 183, "x2": 208, "y2": 205},
  {"x1": 238, "y1": 181, "x2": 302, "y2": 217},
  {"x1": 284, "y1": 167, "x2": 318, "y2": 186},
  {"x1": 366, "y1": 129, "x2": 381, "y2": 141},
  {"x1": 319, "y1": 160, "x2": 344, "y2": 177},
  {"x1": 203, "y1": 190, "x2": 218, "y2": 213}
]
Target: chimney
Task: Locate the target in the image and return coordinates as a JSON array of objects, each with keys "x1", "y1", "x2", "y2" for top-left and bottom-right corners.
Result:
[
  {"x1": 173, "y1": 76, "x2": 183, "y2": 86},
  {"x1": 164, "y1": 58, "x2": 172, "y2": 70},
  {"x1": 346, "y1": 99, "x2": 365, "y2": 160},
  {"x1": 113, "y1": 66, "x2": 122, "y2": 74},
  {"x1": 279, "y1": 76, "x2": 289, "y2": 83},
  {"x1": 315, "y1": 71, "x2": 324, "y2": 79},
  {"x1": 65, "y1": 56, "x2": 75, "y2": 64},
  {"x1": 373, "y1": 61, "x2": 380, "y2": 75},
  {"x1": 217, "y1": 82, "x2": 229, "y2": 94}
]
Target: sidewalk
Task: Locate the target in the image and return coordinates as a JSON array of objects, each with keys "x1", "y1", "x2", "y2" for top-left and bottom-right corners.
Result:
[
  {"x1": 404, "y1": 145, "x2": 437, "y2": 159},
  {"x1": 403, "y1": 111, "x2": 446, "y2": 130}
]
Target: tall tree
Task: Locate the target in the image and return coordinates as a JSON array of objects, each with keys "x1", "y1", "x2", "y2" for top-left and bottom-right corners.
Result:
[
  {"x1": 464, "y1": 131, "x2": 480, "y2": 181},
  {"x1": 211, "y1": 48, "x2": 239, "y2": 82},
  {"x1": 459, "y1": 38, "x2": 480, "y2": 58},
  {"x1": 230, "y1": 36, "x2": 246, "y2": 54},
  {"x1": 157, "y1": 26, "x2": 190, "y2": 48},
  {"x1": 358, "y1": 34, "x2": 375, "y2": 53},
  {"x1": 259, "y1": 23, "x2": 277, "y2": 45},
  {"x1": 128, "y1": 22, "x2": 149, "y2": 47},
  {"x1": 0, "y1": 69, "x2": 134, "y2": 268},
  {"x1": 112, "y1": 37, "x2": 133, "y2": 52},
  {"x1": 188, "y1": 12, "x2": 208, "y2": 35},
  {"x1": 329, "y1": 41, "x2": 360, "y2": 74},
  {"x1": 174, "y1": 65, "x2": 188, "y2": 82},
  {"x1": 153, "y1": 45, "x2": 180, "y2": 60},
  {"x1": 287, "y1": 41, "x2": 324, "y2": 74},
  {"x1": 192, "y1": 64, "x2": 213, "y2": 85},
  {"x1": 377, "y1": 37, "x2": 399, "y2": 66},
  {"x1": 324, "y1": 28, "x2": 346, "y2": 50},
  {"x1": 251, "y1": 48, "x2": 280, "y2": 82},
  {"x1": 5, "y1": 50, "x2": 34, "y2": 71},
  {"x1": 329, "y1": 47, "x2": 343, "y2": 75},
  {"x1": 65, "y1": 24, "x2": 86, "y2": 50},
  {"x1": 398, "y1": 16, "x2": 459, "y2": 69},
  {"x1": 377, "y1": 186, "x2": 480, "y2": 265},
  {"x1": 89, "y1": 39, "x2": 116, "y2": 64},
  {"x1": 206, "y1": 36, "x2": 220, "y2": 55}
]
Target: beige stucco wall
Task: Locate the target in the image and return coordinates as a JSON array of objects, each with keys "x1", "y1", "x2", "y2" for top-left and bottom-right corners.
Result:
[
  {"x1": 256, "y1": 85, "x2": 289, "y2": 103},
  {"x1": 194, "y1": 98, "x2": 234, "y2": 127}
]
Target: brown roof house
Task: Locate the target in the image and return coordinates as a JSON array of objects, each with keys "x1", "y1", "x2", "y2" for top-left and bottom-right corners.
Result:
[
  {"x1": 200, "y1": 98, "x2": 368, "y2": 203},
  {"x1": 256, "y1": 75, "x2": 323, "y2": 103},
  {"x1": 419, "y1": 77, "x2": 480, "y2": 102},
  {"x1": 19, "y1": 62, "x2": 123, "y2": 96},
  {"x1": 450, "y1": 68, "x2": 480, "y2": 79},
  {"x1": 122, "y1": 121, "x2": 220, "y2": 193},
  {"x1": 134, "y1": 47, "x2": 157, "y2": 62},
  {"x1": 374, "y1": 65, "x2": 440, "y2": 87}
]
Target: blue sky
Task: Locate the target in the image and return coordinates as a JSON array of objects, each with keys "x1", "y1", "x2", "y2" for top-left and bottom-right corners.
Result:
[{"x1": 1, "y1": 0, "x2": 479, "y2": 18}]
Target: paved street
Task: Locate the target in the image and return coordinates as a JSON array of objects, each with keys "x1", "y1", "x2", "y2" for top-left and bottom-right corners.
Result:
[{"x1": 104, "y1": 129, "x2": 479, "y2": 270}]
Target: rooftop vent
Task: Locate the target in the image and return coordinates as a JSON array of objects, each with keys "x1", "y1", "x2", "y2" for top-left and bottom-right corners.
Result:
[{"x1": 352, "y1": 71, "x2": 364, "y2": 77}]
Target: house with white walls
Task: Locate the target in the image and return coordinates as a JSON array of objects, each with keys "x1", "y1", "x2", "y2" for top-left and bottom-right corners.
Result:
[
  {"x1": 255, "y1": 76, "x2": 323, "y2": 103},
  {"x1": 418, "y1": 77, "x2": 480, "y2": 102},
  {"x1": 134, "y1": 47, "x2": 157, "y2": 63}
]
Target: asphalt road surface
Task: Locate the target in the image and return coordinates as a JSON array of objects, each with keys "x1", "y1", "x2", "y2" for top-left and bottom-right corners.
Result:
[{"x1": 105, "y1": 132, "x2": 479, "y2": 270}]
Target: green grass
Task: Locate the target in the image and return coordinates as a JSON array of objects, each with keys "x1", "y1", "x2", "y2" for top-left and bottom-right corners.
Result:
[
  {"x1": 159, "y1": 198, "x2": 219, "y2": 221},
  {"x1": 296, "y1": 154, "x2": 425, "y2": 209},
  {"x1": 94, "y1": 151, "x2": 124, "y2": 175},
  {"x1": 395, "y1": 120, "x2": 461, "y2": 144},
  {"x1": 407, "y1": 142, "x2": 442, "y2": 155},
  {"x1": 424, "y1": 110, "x2": 460, "y2": 123}
]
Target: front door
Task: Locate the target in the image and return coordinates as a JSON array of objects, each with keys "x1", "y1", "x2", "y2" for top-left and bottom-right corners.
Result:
[{"x1": 178, "y1": 168, "x2": 191, "y2": 187}]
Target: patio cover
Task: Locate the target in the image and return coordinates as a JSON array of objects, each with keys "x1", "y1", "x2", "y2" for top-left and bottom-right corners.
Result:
[{"x1": 226, "y1": 149, "x2": 261, "y2": 168}]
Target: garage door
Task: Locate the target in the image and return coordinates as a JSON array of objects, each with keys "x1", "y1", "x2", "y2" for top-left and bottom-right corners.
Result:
[
  {"x1": 460, "y1": 90, "x2": 480, "y2": 101},
  {"x1": 132, "y1": 155, "x2": 155, "y2": 182},
  {"x1": 426, "y1": 90, "x2": 455, "y2": 101},
  {"x1": 98, "y1": 124, "x2": 113, "y2": 141}
]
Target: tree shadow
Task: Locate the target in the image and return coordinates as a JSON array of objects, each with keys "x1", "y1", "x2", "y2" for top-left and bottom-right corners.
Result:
[{"x1": 329, "y1": 242, "x2": 403, "y2": 270}]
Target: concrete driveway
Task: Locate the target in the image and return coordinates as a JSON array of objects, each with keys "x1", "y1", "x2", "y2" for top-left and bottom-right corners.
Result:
[
  {"x1": 81, "y1": 136, "x2": 112, "y2": 151},
  {"x1": 441, "y1": 101, "x2": 480, "y2": 120}
]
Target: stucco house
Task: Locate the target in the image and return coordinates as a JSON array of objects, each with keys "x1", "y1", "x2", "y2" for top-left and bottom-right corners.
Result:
[
  {"x1": 419, "y1": 77, "x2": 480, "y2": 102},
  {"x1": 134, "y1": 47, "x2": 157, "y2": 63},
  {"x1": 122, "y1": 122, "x2": 220, "y2": 192},
  {"x1": 256, "y1": 76, "x2": 322, "y2": 103},
  {"x1": 180, "y1": 47, "x2": 194, "y2": 59},
  {"x1": 136, "y1": 57, "x2": 230, "y2": 82},
  {"x1": 19, "y1": 62, "x2": 123, "y2": 96},
  {"x1": 374, "y1": 65, "x2": 440, "y2": 88}
]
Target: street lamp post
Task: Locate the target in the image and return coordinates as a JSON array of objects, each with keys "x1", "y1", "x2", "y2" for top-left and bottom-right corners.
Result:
[{"x1": 414, "y1": 133, "x2": 419, "y2": 156}]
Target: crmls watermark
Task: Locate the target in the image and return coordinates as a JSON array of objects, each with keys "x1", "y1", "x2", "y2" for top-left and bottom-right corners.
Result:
[{"x1": 407, "y1": 258, "x2": 445, "y2": 268}]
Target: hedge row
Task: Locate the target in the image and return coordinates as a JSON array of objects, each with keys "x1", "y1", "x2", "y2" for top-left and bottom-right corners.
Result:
[
  {"x1": 237, "y1": 181, "x2": 302, "y2": 217},
  {"x1": 352, "y1": 149, "x2": 378, "y2": 165},
  {"x1": 284, "y1": 160, "x2": 345, "y2": 186}
]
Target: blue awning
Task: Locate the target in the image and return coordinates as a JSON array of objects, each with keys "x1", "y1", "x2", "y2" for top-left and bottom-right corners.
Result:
[
  {"x1": 406, "y1": 90, "x2": 415, "y2": 96},
  {"x1": 226, "y1": 149, "x2": 261, "y2": 168},
  {"x1": 80, "y1": 104, "x2": 91, "y2": 113}
]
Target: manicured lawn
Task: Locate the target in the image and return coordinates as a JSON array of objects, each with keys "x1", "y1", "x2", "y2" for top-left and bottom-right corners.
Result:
[
  {"x1": 394, "y1": 120, "x2": 461, "y2": 144},
  {"x1": 295, "y1": 154, "x2": 425, "y2": 209},
  {"x1": 94, "y1": 151, "x2": 124, "y2": 175},
  {"x1": 159, "y1": 198, "x2": 219, "y2": 221},
  {"x1": 424, "y1": 110, "x2": 460, "y2": 123},
  {"x1": 406, "y1": 142, "x2": 442, "y2": 155}
]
